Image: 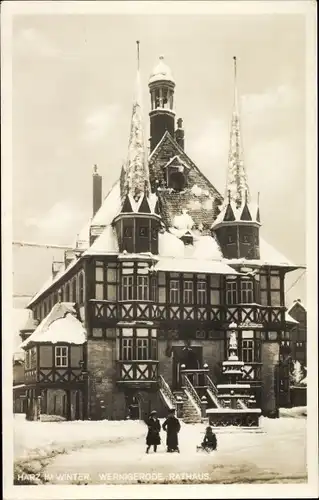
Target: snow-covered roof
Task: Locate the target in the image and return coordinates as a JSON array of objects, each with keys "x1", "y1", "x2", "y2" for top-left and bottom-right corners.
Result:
[
  {"x1": 91, "y1": 180, "x2": 121, "y2": 227},
  {"x1": 155, "y1": 257, "x2": 239, "y2": 275},
  {"x1": 285, "y1": 311, "x2": 299, "y2": 325},
  {"x1": 20, "y1": 310, "x2": 39, "y2": 332},
  {"x1": 83, "y1": 225, "x2": 119, "y2": 256},
  {"x1": 149, "y1": 55, "x2": 175, "y2": 85},
  {"x1": 27, "y1": 257, "x2": 79, "y2": 307},
  {"x1": 20, "y1": 302, "x2": 86, "y2": 348},
  {"x1": 158, "y1": 231, "x2": 223, "y2": 260},
  {"x1": 121, "y1": 70, "x2": 150, "y2": 202},
  {"x1": 221, "y1": 236, "x2": 301, "y2": 269},
  {"x1": 156, "y1": 231, "x2": 236, "y2": 274},
  {"x1": 287, "y1": 300, "x2": 307, "y2": 314}
]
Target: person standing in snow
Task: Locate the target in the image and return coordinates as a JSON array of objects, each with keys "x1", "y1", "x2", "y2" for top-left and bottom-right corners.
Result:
[
  {"x1": 145, "y1": 410, "x2": 161, "y2": 453},
  {"x1": 162, "y1": 408, "x2": 181, "y2": 453}
]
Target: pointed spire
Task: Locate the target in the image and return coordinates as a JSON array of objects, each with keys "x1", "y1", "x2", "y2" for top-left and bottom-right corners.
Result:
[
  {"x1": 225, "y1": 56, "x2": 249, "y2": 209},
  {"x1": 121, "y1": 42, "x2": 150, "y2": 203}
]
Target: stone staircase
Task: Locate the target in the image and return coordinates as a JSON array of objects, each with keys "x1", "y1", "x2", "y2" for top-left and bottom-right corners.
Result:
[
  {"x1": 178, "y1": 391, "x2": 202, "y2": 424},
  {"x1": 158, "y1": 375, "x2": 202, "y2": 424}
]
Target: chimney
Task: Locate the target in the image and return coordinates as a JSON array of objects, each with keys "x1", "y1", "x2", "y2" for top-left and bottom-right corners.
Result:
[
  {"x1": 93, "y1": 164, "x2": 102, "y2": 217},
  {"x1": 175, "y1": 118, "x2": 185, "y2": 150}
]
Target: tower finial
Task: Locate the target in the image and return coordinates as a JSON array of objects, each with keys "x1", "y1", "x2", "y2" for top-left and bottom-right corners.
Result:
[
  {"x1": 233, "y1": 56, "x2": 238, "y2": 107},
  {"x1": 228, "y1": 189, "x2": 231, "y2": 204},
  {"x1": 136, "y1": 40, "x2": 140, "y2": 71},
  {"x1": 245, "y1": 188, "x2": 248, "y2": 205},
  {"x1": 257, "y1": 191, "x2": 260, "y2": 206}
]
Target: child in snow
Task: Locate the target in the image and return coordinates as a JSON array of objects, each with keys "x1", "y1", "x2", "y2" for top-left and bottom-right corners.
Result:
[{"x1": 198, "y1": 426, "x2": 217, "y2": 453}]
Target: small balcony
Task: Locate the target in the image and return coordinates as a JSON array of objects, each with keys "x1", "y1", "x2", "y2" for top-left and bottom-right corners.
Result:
[{"x1": 116, "y1": 360, "x2": 159, "y2": 388}]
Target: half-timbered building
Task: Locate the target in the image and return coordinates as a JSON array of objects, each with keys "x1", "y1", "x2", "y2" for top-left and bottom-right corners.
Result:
[{"x1": 19, "y1": 53, "x2": 304, "y2": 421}]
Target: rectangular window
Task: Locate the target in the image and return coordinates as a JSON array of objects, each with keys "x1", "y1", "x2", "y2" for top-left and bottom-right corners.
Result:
[
  {"x1": 226, "y1": 281, "x2": 238, "y2": 304},
  {"x1": 107, "y1": 285, "x2": 117, "y2": 301},
  {"x1": 197, "y1": 280, "x2": 207, "y2": 305},
  {"x1": 137, "y1": 275, "x2": 149, "y2": 301},
  {"x1": 79, "y1": 273, "x2": 84, "y2": 304},
  {"x1": 95, "y1": 283, "x2": 104, "y2": 300},
  {"x1": 55, "y1": 346, "x2": 68, "y2": 367},
  {"x1": 136, "y1": 338, "x2": 148, "y2": 360},
  {"x1": 270, "y1": 276, "x2": 280, "y2": 289},
  {"x1": 151, "y1": 277, "x2": 157, "y2": 301},
  {"x1": 169, "y1": 280, "x2": 180, "y2": 303},
  {"x1": 122, "y1": 338, "x2": 133, "y2": 361},
  {"x1": 72, "y1": 279, "x2": 77, "y2": 302},
  {"x1": 260, "y1": 290, "x2": 268, "y2": 306},
  {"x1": 25, "y1": 350, "x2": 30, "y2": 370},
  {"x1": 122, "y1": 275, "x2": 133, "y2": 300},
  {"x1": 271, "y1": 291, "x2": 281, "y2": 306},
  {"x1": 151, "y1": 338, "x2": 157, "y2": 359},
  {"x1": 242, "y1": 339, "x2": 254, "y2": 363},
  {"x1": 240, "y1": 280, "x2": 253, "y2": 303},
  {"x1": 183, "y1": 280, "x2": 193, "y2": 304},
  {"x1": 107, "y1": 267, "x2": 117, "y2": 283},
  {"x1": 31, "y1": 347, "x2": 37, "y2": 367}
]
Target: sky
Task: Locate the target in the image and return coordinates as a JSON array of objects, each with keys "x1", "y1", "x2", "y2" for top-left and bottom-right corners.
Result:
[{"x1": 11, "y1": 12, "x2": 307, "y2": 318}]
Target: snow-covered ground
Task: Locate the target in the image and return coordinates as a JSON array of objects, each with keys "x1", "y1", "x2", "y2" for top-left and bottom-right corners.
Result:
[{"x1": 14, "y1": 412, "x2": 307, "y2": 484}]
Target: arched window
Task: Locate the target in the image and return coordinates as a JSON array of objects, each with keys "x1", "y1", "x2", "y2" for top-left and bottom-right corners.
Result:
[
  {"x1": 79, "y1": 273, "x2": 84, "y2": 304},
  {"x1": 72, "y1": 278, "x2": 77, "y2": 303},
  {"x1": 65, "y1": 283, "x2": 70, "y2": 302}
]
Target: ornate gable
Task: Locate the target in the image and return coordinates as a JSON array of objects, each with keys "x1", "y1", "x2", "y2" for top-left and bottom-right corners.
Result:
[{"x1": 149, "y1": 131, "x2": 223, "y2": 232}]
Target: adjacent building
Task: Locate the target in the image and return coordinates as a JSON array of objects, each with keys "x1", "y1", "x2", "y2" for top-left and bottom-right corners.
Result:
[
  {"x1": 18, "y1": 53, "x2": 304, "y2": 421},
  {"x1": 287, "y1": 299, "x2": 307, "y2": 367}
]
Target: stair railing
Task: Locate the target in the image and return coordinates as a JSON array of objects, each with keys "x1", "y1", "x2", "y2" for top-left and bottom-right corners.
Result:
[
  {"x1": 181, "y1": 373, "x2": 202, "y2": 412},
  {"x1": 205, "y1": 374, "x2": 219, "y2": 396},
  {"x1": 158, "y1": 375, "x2": 176, "y2": 410}
]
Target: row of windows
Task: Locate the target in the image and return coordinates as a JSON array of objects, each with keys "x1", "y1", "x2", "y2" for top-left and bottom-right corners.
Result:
[
  {"x1": 226, "y1": 280, "x2": 254, "y2": 304},
  {"x1": 34, "y1": 272, "x2": 85, "y2": 322},
  {"x1": 121, "y1": 338, "x2": 157, "y2": 361},
  {"x1": 227, "y1": 234, "x2": 258, "y2": 244},
  {"x1": 95, "y1": 276, "x2": 282, "y2": 305},
  {"x1": 123, "y1": 226, "x2": 157, "y2": 239}
]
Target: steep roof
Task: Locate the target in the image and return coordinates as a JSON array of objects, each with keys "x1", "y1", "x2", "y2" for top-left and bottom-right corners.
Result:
[
  {"x1": 20, "y1": 302, "x2": 86, "y2": 348},
  {"x1": 20, "y1": 310, "x2": 39, "y2": 333},
  {"x1": 225, "y1": 56, "x2": 249, "y2": 209},
  {"x1": 287, "y1": 299, "x2": 307, "y2": 314},
  {"x1": 120, "y1": 69, "x2": 150, "y2": 202},
  {"x1": 149, "y1": 131, "x2": 223, "y2": 231}
]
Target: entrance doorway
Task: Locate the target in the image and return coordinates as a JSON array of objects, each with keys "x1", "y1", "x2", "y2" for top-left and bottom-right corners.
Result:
[{"x1": 172, "y1": 346, "x2": 202, "y2": 390}]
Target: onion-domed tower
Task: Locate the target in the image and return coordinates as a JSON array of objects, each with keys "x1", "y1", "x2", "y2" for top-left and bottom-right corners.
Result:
[
  {"x1": 149, "y1": 55, "x2": 176, "y2": 152},
  {"x1": 212, "y1": 57, "x2": 261, "y2": 260}
]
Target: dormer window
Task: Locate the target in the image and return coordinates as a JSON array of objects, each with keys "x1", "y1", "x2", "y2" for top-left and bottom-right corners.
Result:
[
  {"x1": 164, "y1": 156, "x2": 190, "y2": 191},
  {"x1": 169, "y1": 170, "x2": 186, "y2": 191},
  {"x1": 181, "y1": 231, "x2": 193, "y2": 246},
  {"x1": 243, "y1": 234, "x2": 251, "y2": 244},
  {"x1": 227, "y1": 234, "x2": 234, "y2": 244}
]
